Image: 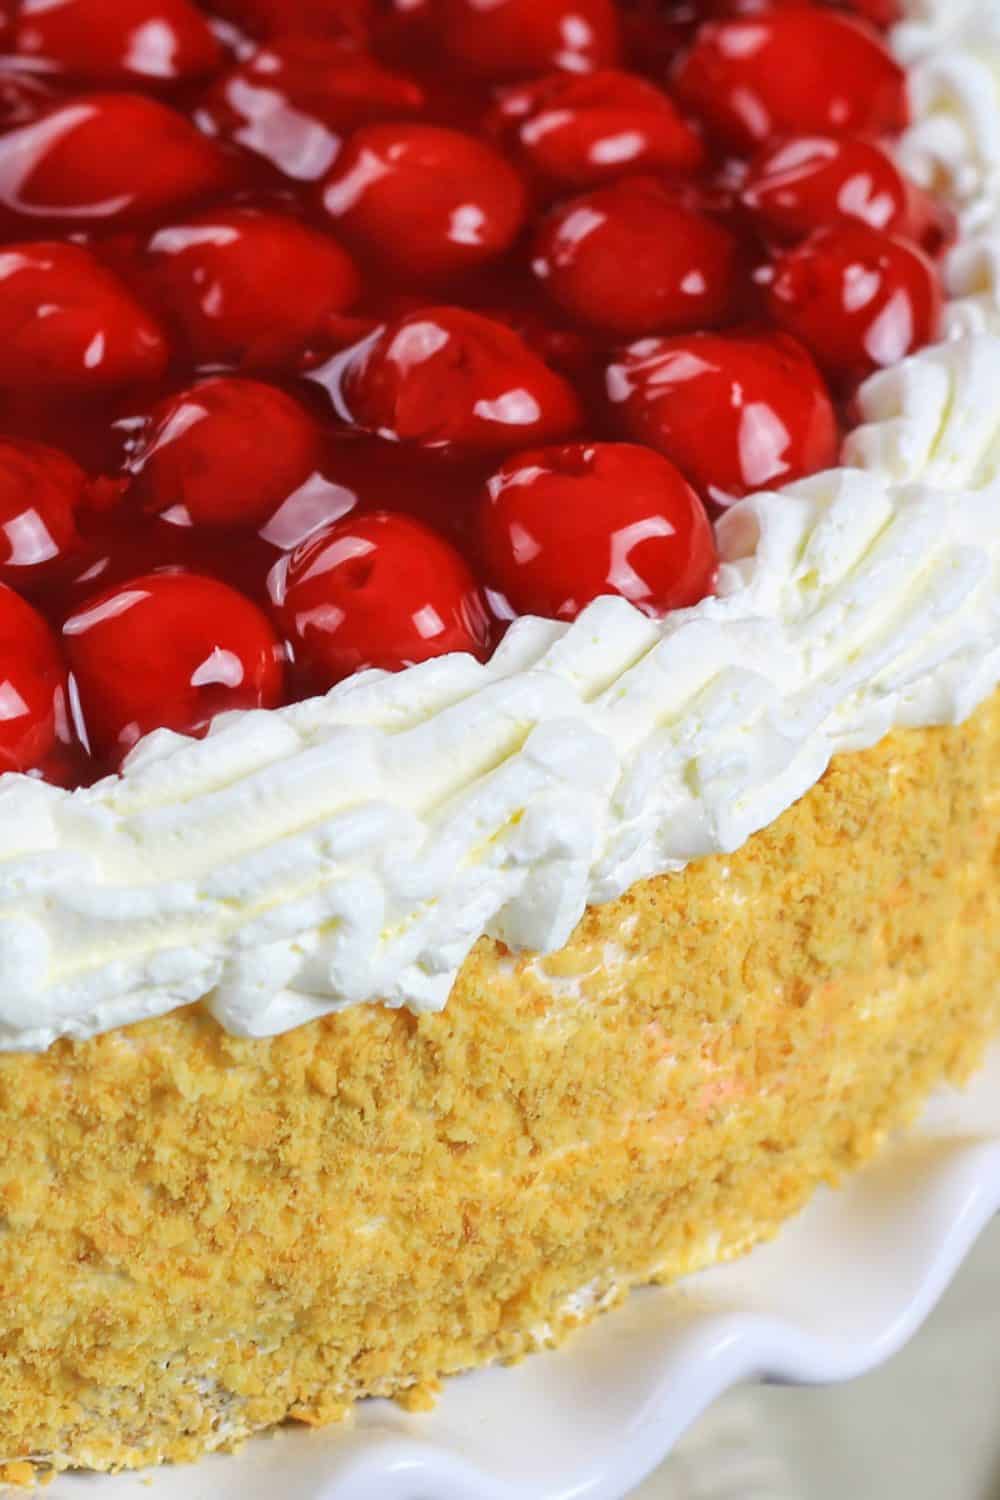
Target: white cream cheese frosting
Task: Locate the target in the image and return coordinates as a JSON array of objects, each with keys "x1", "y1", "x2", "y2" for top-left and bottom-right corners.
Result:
[{"x1": 2, "y1": 0, "x2": 1000, "y2": 1051}]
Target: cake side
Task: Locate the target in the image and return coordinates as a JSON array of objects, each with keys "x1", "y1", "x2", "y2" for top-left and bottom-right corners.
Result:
[{"x1": 2, "y1": 686, "x2": 997, "y2": 1479}]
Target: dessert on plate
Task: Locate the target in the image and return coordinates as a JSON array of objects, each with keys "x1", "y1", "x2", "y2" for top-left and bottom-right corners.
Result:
[{"x1": 0, "y1": 0, "x2": 997, "y2": 1481}]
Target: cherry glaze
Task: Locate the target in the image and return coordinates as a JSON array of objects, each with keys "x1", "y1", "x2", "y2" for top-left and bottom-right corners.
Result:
[
  {"x1": 485, "y1": 69, "x2": 704, "y2": 191},
  {"x1": 674, "y1": 12, "x2": 908, "y2": 151},
  {"x1": 270, "y1": 510, "x2": 490, "y2": 690},
  {"x1": 62, "y1": 570, "x2": 285, "y2": 762},
  {"x1": 200, "y1": 35, "x2": 424, "y2": 182},
  {"x1": 765, "y1": 223, "x2": 942, "y2": 386},
  {"x1": 10, "y1": 0, "x2": 223, "y2": 85},
  {"x1": 0, "y1": 582, "x2": 68, "y2": 774},
  {"x1": 436, "y1": 0, "x2": 623, "y2": 80},
  {"x1": 608, "y1": 331, "x2": 838, "y2": 506},
  {"x1": 0, "y1": 438, "x2": 93, "y2": 590},
  {"x1": 480, "y1": 442, "x2": 718, "y2": 621},
  {"x1": 337, "y1": 306, "x2": 583, "y2": 452},
  {"x1": 741, "y1": 135, "x2": 935, "y2": 246},
  {"x1": 142, "y1": 208, "x2": 361, "y2": 368},
  {"x1": 0, "y1": 0, "x2": 938, "y2": 786},
  {"x1": 125, "y1": 377, "x2": 324, "y2": 529},
  {"x1": 532, "y1": 177, "x2": 740, "y2": 337}
]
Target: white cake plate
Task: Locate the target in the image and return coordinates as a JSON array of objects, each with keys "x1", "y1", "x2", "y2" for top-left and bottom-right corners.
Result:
[{"x1": 48, "y1": 1041, "x2": 1000, "y2": 1500}]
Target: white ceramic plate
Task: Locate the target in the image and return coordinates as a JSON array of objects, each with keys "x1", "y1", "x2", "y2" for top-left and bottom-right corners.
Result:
[{"x1": 48, "y1": 1041, "x2": 1000, "y2": 1500}]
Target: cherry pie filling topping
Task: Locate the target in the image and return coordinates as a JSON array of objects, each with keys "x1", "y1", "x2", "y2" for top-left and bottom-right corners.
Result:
[{"x1": 0, "y1": 0, "x2": 942, "y2": 786}]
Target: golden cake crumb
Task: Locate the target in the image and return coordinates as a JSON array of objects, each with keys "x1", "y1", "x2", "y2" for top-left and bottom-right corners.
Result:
[{"x1": 0, "y1": 691, "x2": 998, "y2": 1481}]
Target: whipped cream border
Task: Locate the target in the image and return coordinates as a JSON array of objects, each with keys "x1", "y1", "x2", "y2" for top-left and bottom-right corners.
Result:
[{"x1": 2, "y1": 0, "x2": 1000, "y2": 1051}]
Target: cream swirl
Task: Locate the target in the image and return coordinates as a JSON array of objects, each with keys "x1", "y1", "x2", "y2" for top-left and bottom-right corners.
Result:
[{"x1": 1, "y1": 0, "x2": 999, "y2": 1051}]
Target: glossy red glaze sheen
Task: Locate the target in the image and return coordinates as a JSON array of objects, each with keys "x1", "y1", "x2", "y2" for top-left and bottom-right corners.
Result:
[
  {"x1": 10, "y1": 0, "x2": 222, "y2": 84},
  {"x1": 436, "y1": 0, "x2": 622, "y2": 79},
  {"x1": 486, "y1": 69, "x2": 704, "y2": 190},
  {"x1": 0, "y1": 93, "x2": 234, "y2": 227},
  {"x1": 143, "y1": 208, "x2": 361, "y2": 368},
  {"x1": 741, "y1": 135, "x2": 928, "y2": 244},
  {"x1": 270, "y1": 511, "x2": 490, "y2": 689},
  {"x1": 0, "y1": 438, "x2": 90, "y2": 589},
  {"x1": 338, "y1": 307, "x2": 582, "y2": 452},
  {"x1": 62, "y1": 571, "x2": 285, "y2": 762},
  {"x1": 0, "y1": 241, "x2": 168, "y2": 390},
  {"x1": 320, "y1": 124, "x2": 528, "y2": 282},
  {"x1": 607, "y1": 331, "x2": 839, "y2": 507},
  {"x1": 201, "y1": 35, "x2": 424, "y2": 182},
  {"x1": 0, "y1": 0, "x2": 937, "y2": 786},
  {"x1": 126, "y1": 378, "x2": 323, "y2": 529},
  {"x1": 0, "y1": 581, "x2": 68, "y2": 772},
  {"x1": 208, "y1": 0, "x2": 374, "y2": 41},
  {"x1": 480, "y1": 442, "x2": 718, "y2": 621},
  {"x1": 532, "y1": 177, "x2": 739, "y2": 336},
  {"x1": 674, "y1": 12, "x2": 908, "y2": 151},
  {"x1": 766, "y1": 223, "x2": 943, "y2": 385}
]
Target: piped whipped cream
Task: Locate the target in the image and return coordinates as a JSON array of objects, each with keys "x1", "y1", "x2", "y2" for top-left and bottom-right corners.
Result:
[{"x1": 2, "y1": 0, "x2": 1000, "y2": 1051}]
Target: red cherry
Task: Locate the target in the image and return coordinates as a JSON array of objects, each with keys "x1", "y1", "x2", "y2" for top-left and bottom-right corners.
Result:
[
  {"x1": 0, "y1": 66, "x2": 57, "y2": 128},
  {"x1": 337, "y1": 306, "x2": 582, "y2": 454},
  {"x1": 0, "y1": 438, "x2": 94, "y2": 591},
  {"x1": 200, "y1": 35, "x2": 424, "y2": 182},
  {"x1": 320, "y1": 124, "x2": 528, "y2": 283},
  {"x1": 486, "y1": 69, "x2": 704, "y2": 191},
  {"x1": 836, "y1": 0, "x2": 897, "y2": 25},
  {"x1": 532, "y1": 178, "x2": 739, "y2": 337},
  {"x1": 480, "y1": 442, "x2": 717, "y2": 622},
  {"x1": 269, "y1": 511, "x2": 490, "y2": 689},
  {"x1": 207, "y1": 0, "x2": 373, "y2": 41},
  {"x1": 0, "y1": 242, "x2": 168, "y2": 392},
  {"x1": 63, "y1": 571, "x2": 285, "y2": 763},
  {"x1": 765, "y1": 224, "x2": 943, "y2": 387},
  {"x1": 0, "y1": 581, "x2": 68, "y2": 773},
  {"x1": 11, "y1": 0, "x2": 222, "y2": 84},
  {"x1": 700, "y1": 0, "x2": 817, "y2": 14},
  {"x1": 126, "y1": 378, "x2": 323, "y2": 530},
  {"x1": 436, "y1": 0, "x2": 622, "y2": 79},
  {"x1": 741, "y1": 135, "x2": 940, "y2": 247},
  {"x1": 0, "y1": 93, "x2": 234, "y2": 227},
  {"x1": 144, "y1": 209, "x2": 360, "y2": 370},
  {"x1": 673, "y1": 13, "x2": 908, "y2": 152},
  {"x1": 607, "y1": 330, "x2": 838, "y2": 507}
]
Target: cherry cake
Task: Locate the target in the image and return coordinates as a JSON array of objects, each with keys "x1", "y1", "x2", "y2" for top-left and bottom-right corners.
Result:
[{"x1": 0, "y1": 0, "x2": 997, "y2": 1483}]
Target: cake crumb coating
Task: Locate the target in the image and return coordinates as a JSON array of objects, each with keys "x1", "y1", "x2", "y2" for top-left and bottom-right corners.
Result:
[{"x1": 1, "y1": 691, "x2": 998, "y2": 1482}]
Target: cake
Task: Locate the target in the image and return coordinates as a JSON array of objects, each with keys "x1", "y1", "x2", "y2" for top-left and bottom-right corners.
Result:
[{"x1": 0, "y1": 0, "x2": 997, "y2": 1483}]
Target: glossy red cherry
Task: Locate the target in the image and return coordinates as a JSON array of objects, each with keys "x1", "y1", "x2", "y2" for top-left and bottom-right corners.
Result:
[
  {"x1": 11, "y1": 0, "x2": 222, "y2": 84},
  {"x1": 269, "y1": 511, "x2": 490, "y2": 689},
  {"x1": 63, "y1": 571, "x2": 285, "y2": 763},
  {"x1": 486, "y1": 69, "x2": 704, "y2": 190},
  {"x1": 480, "y1": 442, "x2": 717, "y2": 622},
  {"x1": 0, "y1": 581, "x2": 68, "y2": 773},
  {"x1": 0, "y1": 67, "x2": 57, "y2": 128},
  {"x1": 741, "y1": 135, "x2": 940, "y2": 246},
  {"x1": 765, "y1": 223, "x2": 943, "y2": 387},
  {"x1": 0, "y1": 438, "x2": 94, "y2": 590},
  {"x1": 144, "y1": 209, "x2": 360, "y2": 370},
  {"x1": 126, "y1": 378, "x2": 323, "y2": 529},
  {"x1": 207, "y1": 0, "x2": 373, "y2": 41},
  {"x1": 436, "y1": 0, "x2": 621, "y2": 79},
  {"x1": 0, "y1": 242, "x2": 168, "y2": 391},
  {"x1": 532, "y1": 177, "x2": 739, "y2": 337},
  {"x1": 673, "y1": 12, "x2": 908, "y2": 152},
  {"x1": 200, "y1": 35, "x2": 424, "y2": 182},
  {"x1": 0, "y1": 93, "x2": 234, "y2": 227},
  {"x1": 337, "y1": 307, "x2": 582, "y2": 453},
  {"x1": 607, "y1": 330, "x2": 838, "y2": 507},
  {"x1": 320, "y1": 124, "x2": 528, "y2": 283}
]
